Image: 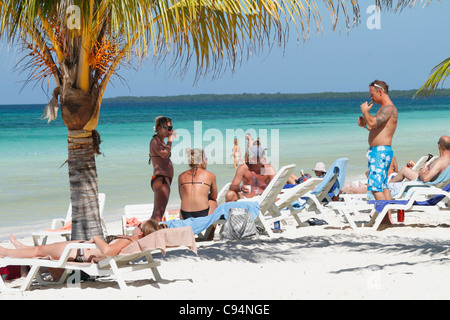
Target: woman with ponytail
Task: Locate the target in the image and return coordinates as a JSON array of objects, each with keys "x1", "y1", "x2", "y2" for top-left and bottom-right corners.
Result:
[{"x1": 177, "y1": 148, "x2": 218, "y2": 219}]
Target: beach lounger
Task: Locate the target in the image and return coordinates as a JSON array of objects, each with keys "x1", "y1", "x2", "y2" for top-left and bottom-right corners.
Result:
[
  {"x1": 217, "y1": 182, "x2": 231, "y2": 205},
  {"x1": 328, "y1": 181, "x2": 450, "y2": 231},
  {"x1": 247, "y1": 164, "x2": 297, "y2": 236},
  {"x1": 122, "y1": 204, "x2": 175, "y2": 235},
  {"x1": 273, "y1": 178, "x2": 323, "y2": 226},
  {"x1": 164, "y1": 164, "x2": 296, "y2": 238},
  {"x1": 0, "y1": 227, "x2": 196, "y2": 292},
  {"x1": 32, "y1": 193, "x2": 107, "y2": 246},
  {"x1": 122, "y1": 203, "x2": 154, "y2": 235},
  {"x1": 284, "y1": 158, "x2": 348, "y2": 227}
]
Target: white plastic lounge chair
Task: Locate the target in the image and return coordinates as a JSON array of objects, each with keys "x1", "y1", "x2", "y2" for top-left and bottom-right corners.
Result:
[
  {"x1": 32, "y1": 193, "x2": 107, "y2": 246},
  {"x1": 328, "y1": 181, "x2": 450, "y2": 231},
  {"x1": 122, "y1": 203, "x2": 154, "y2": 235},
  {"x1": 217, "y1": 182, "x2": 231, "y2": 205},
  {"x1": 0, "y1": 226, "x2": 196, "y2": 292},
  {"x1": 273, "y1": 178, "x2": 323, "y2": 226},
  {"x1": 342, "y1": 164, "x2": 450, "y2": 203},
  {"x1": 284, "y1": 158, "x2": 348, "y2": 227},
  {"x1": 198, "y1": 164, "x2": 296, "y2": 239},
  {"x1": 242, "y1": 164, "x2": 296, "y2": 236}
]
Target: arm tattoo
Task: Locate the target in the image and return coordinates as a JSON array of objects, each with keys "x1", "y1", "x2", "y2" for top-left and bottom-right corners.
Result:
[{"x1": 375, "y1": 105, "x2": 395, "y2": 127}]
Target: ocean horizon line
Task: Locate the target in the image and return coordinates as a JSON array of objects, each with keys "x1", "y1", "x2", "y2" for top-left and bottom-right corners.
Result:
[{"x1": 2, "y1": 88, "x2": 450, "y2": 107}]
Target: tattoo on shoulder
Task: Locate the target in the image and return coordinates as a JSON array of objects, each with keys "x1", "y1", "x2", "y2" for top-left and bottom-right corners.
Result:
[{"x1": 376, "y1": 105, "x2": 396, "y2": 126}]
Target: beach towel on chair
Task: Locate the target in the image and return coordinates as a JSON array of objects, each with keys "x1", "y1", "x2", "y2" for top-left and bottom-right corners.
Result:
[
  {"x1": 368, "y1": 181, "x2": 450, "y2": 213},
  {"x1": 220, "y1": 208, "x2": 259, "y2": 241},
  {"x1": 162, "y1": 201, "x2": 260, "y2": 235}
]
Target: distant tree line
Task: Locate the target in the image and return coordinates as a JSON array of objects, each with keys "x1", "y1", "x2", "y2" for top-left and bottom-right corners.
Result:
[{"x1": 103, "y1": 89, "x2": 450, "y2": 104}]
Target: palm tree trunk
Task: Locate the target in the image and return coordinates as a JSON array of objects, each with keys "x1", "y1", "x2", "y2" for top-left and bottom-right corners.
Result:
[
  {"x1": 61, "y1": 86, "x2": 103, "y2": 241},
  {"x1": 67, "y1": 129, "x2": 103, "y2": 240}
]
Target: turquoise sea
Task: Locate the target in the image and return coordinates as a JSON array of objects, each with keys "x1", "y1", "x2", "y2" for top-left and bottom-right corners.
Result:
[{"x1": 1, "y1": 96, "x2": 449, "y2": 239}]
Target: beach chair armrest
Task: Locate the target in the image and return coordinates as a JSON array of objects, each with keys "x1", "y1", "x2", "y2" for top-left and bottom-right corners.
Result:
[
  {"x1": 405, "y1": 186, "x2": 445, "y2": 199},
  {"x1": 50, "y1": 218, "x2": 65, "y2": 229}
]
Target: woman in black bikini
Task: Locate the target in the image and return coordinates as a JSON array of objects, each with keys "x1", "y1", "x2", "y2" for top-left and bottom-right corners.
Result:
[
  {"x1": 178, "y1": 148, "x2": 218, "y2": 219},
  {"x1": 0, "y1": 220, "x2": 166, "y2": 261},
  {"x1": 149, "y1": 116, "x2": 176, "y2": 221}
]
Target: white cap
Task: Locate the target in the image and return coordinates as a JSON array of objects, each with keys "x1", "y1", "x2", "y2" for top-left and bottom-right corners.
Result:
[{"x1": 312, "y1": 162, "x2": 327, "y2": 173}]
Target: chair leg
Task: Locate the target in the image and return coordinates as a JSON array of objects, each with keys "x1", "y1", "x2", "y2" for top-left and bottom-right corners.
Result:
[
  {"x1": 146, "y1": 253, "x2": 162, "y2": 282},
  {"x1": 108, "y1": 259, "x2": 128, "y2": 290},
  {"x1": 20, "y1": 265, "x2": 41, "y2": 292}
]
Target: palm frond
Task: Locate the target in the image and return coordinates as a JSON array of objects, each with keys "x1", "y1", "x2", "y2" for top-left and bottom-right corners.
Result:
[
  {"x1": 414, "y1": 57, "x2": 450, "y2": 97},
  {"x1": 0, "y1": 0, "x2": 365, "y2": 100},
  {"x1": 375, "y1": 0, "x2": 437, "y2": 11}
]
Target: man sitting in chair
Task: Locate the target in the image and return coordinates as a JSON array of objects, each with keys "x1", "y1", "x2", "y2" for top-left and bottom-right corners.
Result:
[
  {"x1": 225, "y1": 146, "x2": 276, "y2": 202},
  {"x1": 390, "y1": 135, "x2": 450, "y2": 184}
]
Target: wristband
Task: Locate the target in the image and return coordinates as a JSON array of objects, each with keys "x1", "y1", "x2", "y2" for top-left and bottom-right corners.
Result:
[{"x1": 364, "y1": 124, "x2": 368, "y2": 129}]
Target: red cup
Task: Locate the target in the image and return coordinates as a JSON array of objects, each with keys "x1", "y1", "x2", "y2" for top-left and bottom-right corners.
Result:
[
  {"x1": 397, "y1": 209, "x2": 405, "y2": 223},
  {"x1": 406, "y1": 160, "x2": 415, "y2": 168}
]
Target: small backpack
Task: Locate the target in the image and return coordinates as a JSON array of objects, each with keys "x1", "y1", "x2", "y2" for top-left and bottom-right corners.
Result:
[{"x1": 220, "y1": 208, "x2": 259, "y2": 241}]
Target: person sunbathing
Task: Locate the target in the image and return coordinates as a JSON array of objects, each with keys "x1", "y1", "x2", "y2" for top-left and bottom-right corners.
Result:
[
  {"x1": 390, "y1": 135, "x2": 450, "y2": 184},
  {"x1": 178, "y1": 148, "x2": 218, "y2": 219},
  {"x1": 0, "y1": 220, "x2": 165, "y2": 261}
]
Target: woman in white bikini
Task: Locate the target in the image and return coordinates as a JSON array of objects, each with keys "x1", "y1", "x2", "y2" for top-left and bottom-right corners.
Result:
[{"x1": 231, "y1": 138, "x2": 242, "y2": 168}]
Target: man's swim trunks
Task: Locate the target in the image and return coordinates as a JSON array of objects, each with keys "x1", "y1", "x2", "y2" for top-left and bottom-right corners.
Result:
[{"x1": 366, "y1": 145, "x2": 393, "y2": 192}]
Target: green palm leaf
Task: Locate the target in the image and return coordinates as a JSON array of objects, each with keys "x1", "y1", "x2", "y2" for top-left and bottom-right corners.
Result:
[{"x1": 415, "y1": 57, "x2": 450, "y2": 97}]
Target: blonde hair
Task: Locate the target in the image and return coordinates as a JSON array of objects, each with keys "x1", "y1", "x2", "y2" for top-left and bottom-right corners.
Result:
[
  {"x1": 185, "y1": 148, "x2": 206, "y2": 168},
  {"x1": 141, "y1": 219, "x2": 168, "y2": 237},
  {"x1": 154, "y1": 116, "x2": 172, "y2": 132}
]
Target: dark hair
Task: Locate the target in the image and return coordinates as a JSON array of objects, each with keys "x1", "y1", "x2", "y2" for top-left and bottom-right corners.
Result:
[
  {"x1": 370, "y1": 80, "x2": 389, "y2": 95},
  {"x1": 154, "y1": 116, "x2": 172, "y2": 132}
]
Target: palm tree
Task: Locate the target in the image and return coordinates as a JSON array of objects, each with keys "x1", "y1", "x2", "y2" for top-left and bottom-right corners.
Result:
[{"x1": 0, "y1": 0, "x2": 365, "y2": 240}]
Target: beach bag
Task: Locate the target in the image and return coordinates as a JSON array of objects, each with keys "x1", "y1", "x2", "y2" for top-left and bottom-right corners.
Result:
[
  {"x1": 0, "y1": 265, "x2": 27, "y2": 281},
  {"x1": 220, "y1": 208, "x2": 259, "y2": 241}
]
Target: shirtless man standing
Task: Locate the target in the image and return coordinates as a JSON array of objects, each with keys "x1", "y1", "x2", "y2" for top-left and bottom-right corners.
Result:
[
  {"x1": 225, "y1": 146, "x2": 276, "y2": 202},
  {"x1": 358, "y1": 80, "x2": 398, "y2": 224}
]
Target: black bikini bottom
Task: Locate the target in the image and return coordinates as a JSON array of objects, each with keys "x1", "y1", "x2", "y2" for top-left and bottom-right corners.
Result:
[
  {"x1": 151, "y1": 175, "x2": 172, "y2": 191},
  {"x1": 180, "y1": 207, "x2": 210, "y2": 220}
]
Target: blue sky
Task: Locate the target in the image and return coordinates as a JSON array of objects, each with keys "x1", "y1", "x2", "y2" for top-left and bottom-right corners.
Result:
[{"x1": 0, "y1": 1, "x2": 449, "y2": 105}]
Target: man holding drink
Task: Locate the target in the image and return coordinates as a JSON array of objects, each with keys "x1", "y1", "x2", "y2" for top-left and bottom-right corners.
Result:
[
  {"x1": 358, "y1": 80, "x2": 398, "y2": 225},
  {"x1": 226, "y1": 146, "x2": 276, "y2": 202}
]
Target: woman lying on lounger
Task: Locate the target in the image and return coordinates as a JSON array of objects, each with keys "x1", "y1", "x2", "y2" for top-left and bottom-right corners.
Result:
[{"x1": 0, "y1": 219, "x2": 167, "y2": 261}]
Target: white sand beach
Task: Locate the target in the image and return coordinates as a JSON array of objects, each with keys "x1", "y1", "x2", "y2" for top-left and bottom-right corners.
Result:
[{"x1": 1, "y1": 208, "x2": 450, "y2": 301}]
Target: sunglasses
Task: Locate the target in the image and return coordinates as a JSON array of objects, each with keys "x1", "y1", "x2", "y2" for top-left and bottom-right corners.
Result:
[
  {"x1": 372, "y1": 83, "x2": 385, "y2": 92},
  {"x1": 164, "y1": 126, "x2": 173, "y2": 131}
]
